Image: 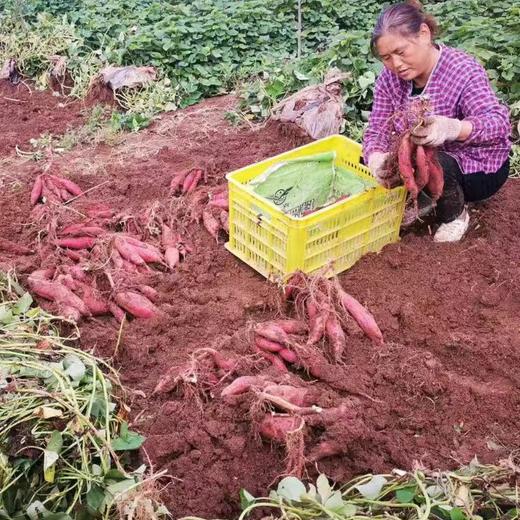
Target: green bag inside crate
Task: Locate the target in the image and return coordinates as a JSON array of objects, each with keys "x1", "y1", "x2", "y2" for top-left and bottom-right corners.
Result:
[{"x1": 249, "y1": 151, "x2": 374, "y2": 217}]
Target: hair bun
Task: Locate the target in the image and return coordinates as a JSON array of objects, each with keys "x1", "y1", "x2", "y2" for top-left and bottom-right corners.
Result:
[{"x1": 406, "y1": 0, "x2": 424, "y2": 11}]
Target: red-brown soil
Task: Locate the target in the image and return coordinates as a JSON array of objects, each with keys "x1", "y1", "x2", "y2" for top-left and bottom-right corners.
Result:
[
  {"x1": 0, "y1": 81, "x2": 83, "y2": 156},
  {"x1": 1, "y1": 81, "x2": 519, "y2": 518}
]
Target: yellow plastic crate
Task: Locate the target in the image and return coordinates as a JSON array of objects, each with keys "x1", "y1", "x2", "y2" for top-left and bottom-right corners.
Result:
[{"x1": 225, "y1": 135, "x2": 406, "y2": 281}]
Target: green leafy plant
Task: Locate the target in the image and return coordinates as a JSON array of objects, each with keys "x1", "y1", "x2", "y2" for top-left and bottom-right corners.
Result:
[
  {"x1": 0, "y1": 272, "x2": 169, "y2": 519},
  {"x1": 209, "y1": 460, "x2": 520, "y2": 520}
]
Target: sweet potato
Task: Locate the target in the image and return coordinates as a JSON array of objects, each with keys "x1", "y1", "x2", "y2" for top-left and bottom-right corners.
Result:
[
  {"x1": 115, "y1": 291, "x2": 158, "y2": 319},
  {"x1": 221, "y1": 376, "x2": 265, "y2": 397},
  {"x1": 263, "y1": 384, "x2": 308, "y2": 407},
  {"x1": 60, "y1": 305, "x2": 82, "y2": 322},
  {"x1": 30, "y1": 175, "x2": 43, "y2": 205},
  {"x1": 114, "y1": 237, "x2": 145, "y2": 265},
  {"x1": 255, "y1": 335, "x2": 283, "y2": 353},
  {"x1": 50, "y1": 175, "x2": 82, "y2": 197},
  {"x1": 63, "y1": 249, "x2": 84, "y2": 262},
  {"x1": 61, "y1": 225, "x2": 105, "y2": 237},
  {"x1": 170, "y1": 171, "x2": 188, "y2": 194},
  {"x1": 202, "y1": 210, "x2": 221, "y2": 241},
  {"x1": 325, "y1": 314, "x2": 346, "y2": 362},
  {"x1": 278, "y1": 348, "x2": 298, "y2": 364},
  {"x1": 307, "y1": 307, "x2": 328, "y2": 346},
  {"x1": 165, "y1": 247, "x2": 180, "y2": 270},
  {"x1": 108, "y1": 302, "x2": 125, "y2": 322},
  {"x1": 110, "y1": 248, "x2": 124, "y2": 269},
  {"x1": 55, "y1": 237, "x2": 96, "y2": 250},
  {"x1": 338, "y1": 288, "x2": 383, "y2": 345},
  {"x1": 424, "y1": 146, "x2": 444, "y2": 201},
  {"x1": 85, "y1": 207, "x2": 114, "y2": 219},
  {"x1": 27, "y1": 278, "x2": 90, "y2": 316},
  {"x1": 255, "y1": 322, "x2": 291, "y2": 346},
  {"x1": 256, "y1": 348, "x2": 288, "y2": 373},
  {"x1": 181, "y1": 169, "x2": 196, "y2": 194},
  {"x1": 398, "y1": 133, "x2": 419, "y2": 198},
  {"x1": 59, "y1": 189, "x2": 72, "y2": 202},
  {"x1": 308, "y1": 440, "x2": 345, "y2": 461},
  {"x1": 28, "y1": 268, "x2": 55, "y2": 282},
  {"x1": 44, "y1": 177, "x2": 62, "y2": 198},
  {"x1": 62, "y1": 265, "x2": 87, "y2": 281},
  {"x1": 161, "y1": 224, "x2": 177, "y2": 248},
  {"x1": 137, "y1": 285, "x2": 158, "y2": 302},
  {"x1": 41, "y1": 184, "x2": 59, "y2": 204},
  {"x1": 414, "y1": 144, "x2": 429, "y2": 191},
  {"x1": 284, "y1": 271, "x2": 306, "y2": 301},
  {"x1": 209, "y1": 198, "x2": 229, "y2": 210},
  {"x1": 82, "y1": 286, "x2": 110, "y2": 316},
  {"x1": 56, "y1": 274, "x2": 80, "y2": 292},
  {"x1": 210, "y1": 351, "x2": 236, "y2": 373},
  {"x1": 272, "y1": 319, "x2": 308, "y2": 335},
  {"x1": 60, "y1": 223, "x2": 89, "y2": 235},
  {"x1": 259, "y1": 415, "x2": 302, "y2": 442},
  {"x1": 134, "y1": 246, "x2": 163, "y2": 264},
  {"x1": 219, "y1": 210, "x2": 229, "y2": 233},
  {"x1": 0, "y1": 238, "x2": 33, "y2": 255},
  {"x1": 186, "y1": 168, "x2": 203, "y2": 194}
]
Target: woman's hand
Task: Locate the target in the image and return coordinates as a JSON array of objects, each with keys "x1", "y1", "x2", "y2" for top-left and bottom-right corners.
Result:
[
  {"x1": 368, "y1": 151, "x2": 400, "y2": 188},
  {"x1": 411, "y1": 115, "x2": 471, "y2": 146},
  {"x1": 367, "y1": 151, "x2": 389, "y2": 182}
]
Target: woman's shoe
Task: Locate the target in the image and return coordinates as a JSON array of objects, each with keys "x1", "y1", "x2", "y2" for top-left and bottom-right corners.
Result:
[{"x1": 433, "y1": 208, "x2": 470, "y2": 242}]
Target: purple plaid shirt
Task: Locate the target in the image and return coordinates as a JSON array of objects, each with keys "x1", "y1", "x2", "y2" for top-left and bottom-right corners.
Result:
[{"x1": 363, "y1": 45, "x2": 511, "y2": 174}]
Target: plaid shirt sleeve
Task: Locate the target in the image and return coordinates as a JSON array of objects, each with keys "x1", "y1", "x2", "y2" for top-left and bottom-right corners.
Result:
[
  {"x1": 459, "y1": 62, "x2": 511, "y2": 146},
  {"x1": 362, "y1": 72, "x2": 394, "y2": 162}
]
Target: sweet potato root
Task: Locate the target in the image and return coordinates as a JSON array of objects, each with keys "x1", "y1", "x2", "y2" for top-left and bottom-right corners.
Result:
[
  {"x1": 338, "y1": 288, "x2": 383, "y2": 345},
  {"x1": 325, "y1": 313, "x2": 346, "y2": 362},
  {"x1": 0, "y1": 238, "x2": 33, "y2": 255},
  {"x1": 424, "y1": 146, "x2": 444, "y2": 201},
  {"x1": 219, "y1": 210, "x2": 229, "y2": 233},
  {"x1": 255, "y1": 322, "x2": 291, "y2": 346},
  {"x1": 137, "y1": 285, "x2": 158, "y2": 302},
  {"x1": 221, "y1": 376, "x2": 265, "y2": 397},
  {"x1": 256, "y1": 348, "x2": 288, "y2": 373},
  {"x1": 54, "y1": 237, "x2": 96, "y2": 250},
  {"x1": 307, "y1": 440, "x2": 346, "y2": 461},
  {"x1": 414, "y1": 144, "x2": 430, "y2": 191},
  {"x1": 278, "y1": 348, "x2": 298, "y2": 364},
  {"x1": 398, "y1": 132, "x2": 419, "y2": 199},
  {"x1": 259, "y1": 415, "x2": 302, "y2": 443},
  {"x1": 165, "y1": 247, "x2": 180, "y2": 269},
  {"x1": 30, "y1": 175, "x2": 43, "y2": 205},
  {"x1": 114, "y1": 291, "x2": 158, "y2": 319},
  {"x1": 210, "y1": 350, "x2": 236, "y2": 373},
  {"x1": 255, "y1": 336, "x2": 283, "y2": 353},
  {"x1": 202, "y1": 210, "x2": 221, "y2": 241},
  {"x1": 27, "y1": 277, "x2": 90, "y2": 317},
  {"x1": 263, "y1": 384, "x2": 308, "y2": 407},
  {"x1": 108, "y1": 302, "x2": 126, "y2": 322},
  {"x1": 307, "y1": 306, "x2": 329, "y2": 346}
]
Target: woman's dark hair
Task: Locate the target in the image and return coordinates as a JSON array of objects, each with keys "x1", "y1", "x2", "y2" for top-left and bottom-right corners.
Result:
[{"x1": 370, "y1": 0, "x2": 439, "y2": 56}]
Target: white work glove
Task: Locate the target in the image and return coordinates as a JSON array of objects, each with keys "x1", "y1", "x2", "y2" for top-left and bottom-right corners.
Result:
[
  {"x1": 367, "y1": 151, "x2": 390, "y2": 184},
  {"x1": 368, "y1": 151, "x2": 400, "y2": 188},
  {"x1": 411, "y1": 115, "x2": 462, "y2": 147}
]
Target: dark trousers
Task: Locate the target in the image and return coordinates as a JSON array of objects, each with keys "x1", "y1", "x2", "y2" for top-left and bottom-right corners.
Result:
[{"x1": 432, "y1": 153, "x2": 510, "y2": 223}]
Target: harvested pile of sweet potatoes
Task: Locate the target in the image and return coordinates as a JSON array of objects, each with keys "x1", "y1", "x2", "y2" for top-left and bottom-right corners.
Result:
[
  {"x1": 253, "y1": 272, "x2": 384, "y2": 374},
  {"x1": 25, "y1": 173, "x2": 202, "y2": 322}
]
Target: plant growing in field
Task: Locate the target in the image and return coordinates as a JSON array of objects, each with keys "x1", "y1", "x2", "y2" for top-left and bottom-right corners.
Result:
[
  {"x1": 0, "y1": 272, "x2": 169, "y2": 518},
  {"x1": 207, "y1": 460, "x2": 520, "y2": 520}
]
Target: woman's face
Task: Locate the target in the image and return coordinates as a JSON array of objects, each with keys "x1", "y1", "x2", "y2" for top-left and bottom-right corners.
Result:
[{"x1": 376, "y1": 24, "x2": 434, "y2": 82}]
